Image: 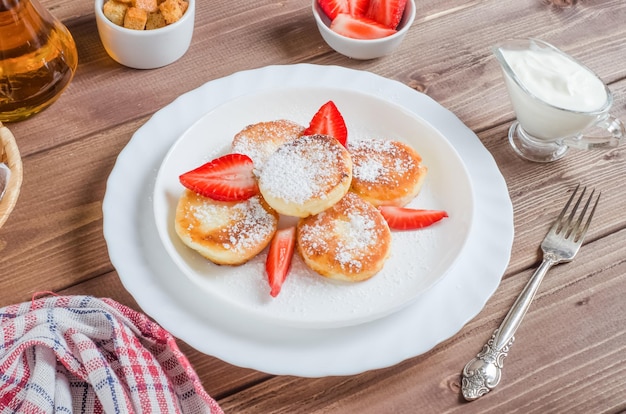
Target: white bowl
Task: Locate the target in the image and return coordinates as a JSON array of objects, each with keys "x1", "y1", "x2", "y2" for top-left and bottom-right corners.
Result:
[
  {"x1": 312, "y1": 0, "x2": 415, "y2": 60},
  {"x1": 94, "y1": 0, "x2": 195, "y2": 69}
]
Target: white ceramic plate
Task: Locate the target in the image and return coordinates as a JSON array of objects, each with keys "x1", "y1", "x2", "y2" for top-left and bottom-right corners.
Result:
[
  {"x1": 153, "y1": 88, "x2": 473, "y2": 329},
  {"x1": 103, "y1": 64, "x2": 513, "y2": 377}
]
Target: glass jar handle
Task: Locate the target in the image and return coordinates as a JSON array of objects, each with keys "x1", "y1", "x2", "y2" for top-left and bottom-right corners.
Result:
[{"x1": 563, "y1": 114, "x2": 625, "y2": 150}]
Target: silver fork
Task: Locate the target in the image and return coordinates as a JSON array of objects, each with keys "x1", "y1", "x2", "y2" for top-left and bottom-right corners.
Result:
[{"x1": 461, "y1": 184, "x2": 600, "y2": 401}]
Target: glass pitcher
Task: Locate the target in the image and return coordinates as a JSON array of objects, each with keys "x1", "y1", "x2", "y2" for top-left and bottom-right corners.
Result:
[
  {"x1": 493, "y1": 38, "x2": 624, "y2": 162},
  {"x1": 0, "y1": 0, "x2": 78, "y2": 122}
]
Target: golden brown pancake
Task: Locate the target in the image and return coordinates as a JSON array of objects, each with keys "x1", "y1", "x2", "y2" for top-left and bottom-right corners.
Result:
[
  {"x1": 297, "y1": 192, "x2": 391, "y2": 282},
  {"x1": 231, "y1": 120, "x2": 305, "y2": 169},
  {"x1": 258, "y1": 134, "x2": 352, "y2": 218},
  {"x1": 349, "y1": 138, "x2": 427, "y2": 207},
  {"x1": 175, "y1": 190, "x2": 279, "y2": 265}
]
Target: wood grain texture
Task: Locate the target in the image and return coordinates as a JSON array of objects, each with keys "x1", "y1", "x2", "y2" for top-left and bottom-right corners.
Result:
[{"x1": 1, "y1": 0, "x2": 625, "y2": 412}]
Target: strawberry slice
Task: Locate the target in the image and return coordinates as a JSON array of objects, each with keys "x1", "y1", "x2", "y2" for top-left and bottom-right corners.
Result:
[
  {"x1": 378, "y1": 206, "x2": 448, "y2": 230},
  {"x1": 317, "y1": 0, "x2": 369, "y2": 20},
  {"x1": 266, "y1": 227, "x2": 297, "y2": 297},
  {"x1": 302, "y1": 100, "x2": 348, "y2": 146},
  {"x1": 330, "y1": 13, "x2": 397, "y2": 40},
  {"x1": 179, "y1": 153, "x2": 259, "y2": 201},
  {"x1": 365, "y1": 0, "x2": 407, "y2": 29},
  {"x1": 347, "y1": 0, "x2": 369, "y2": 16}
]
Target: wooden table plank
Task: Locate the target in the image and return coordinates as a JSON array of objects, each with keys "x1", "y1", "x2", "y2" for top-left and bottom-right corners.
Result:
[{"x1": 12, "y1": 0, "x2": 623, "y2": 157}]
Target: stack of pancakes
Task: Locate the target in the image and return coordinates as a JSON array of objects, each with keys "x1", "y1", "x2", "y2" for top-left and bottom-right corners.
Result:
[{"x1": 175, "y1": 119, "x2": 427, "y2": 282}]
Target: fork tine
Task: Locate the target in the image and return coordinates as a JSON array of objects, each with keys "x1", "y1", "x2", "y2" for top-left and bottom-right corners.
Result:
[
  {"x1": 552, "y1": 184, "x2": 580, "y2": 233},
  {"x1": 568, "y1": 188, "x2": 590, "y2": 239},
  {"x1": 564, "y1": 186, "x2": 586, "y2": 236},
  {"x1": 574, "y1": 190, "x2": 600, "y2": 242}
]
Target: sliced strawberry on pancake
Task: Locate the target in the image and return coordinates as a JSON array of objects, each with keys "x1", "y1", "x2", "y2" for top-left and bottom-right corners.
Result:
[
  {"x1": 378, "y1": 206, "x2": 448, "y2": 230},
  {"x1": 266, "y1": 226, "x2": 296, "y2": 297},
  {"x1": 330, "y1": 13, "x2": 397, "y2": 40},
  {"x1": 365, "y1": 0, "x2": 407, "y2": 29},
  {"x1": 179, "y1": 153, "x2": 259, "y2": 201},
  {"x1": 302, "y1": 100, "x2": 348, "y2": 146}
]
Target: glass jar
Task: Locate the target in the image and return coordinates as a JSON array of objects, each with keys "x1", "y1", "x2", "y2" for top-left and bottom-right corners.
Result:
[{"x1": 0, "y1": 0, "x2": 78, "y2": 122}]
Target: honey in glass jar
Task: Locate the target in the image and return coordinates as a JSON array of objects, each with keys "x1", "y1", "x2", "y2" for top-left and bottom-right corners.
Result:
[{"x1": 0, "y1": 0, "x2": 78, "y2": 122}]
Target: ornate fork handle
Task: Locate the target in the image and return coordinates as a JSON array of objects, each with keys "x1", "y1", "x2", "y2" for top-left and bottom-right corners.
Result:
[
  {"x1": 462, "y1": 185, "x2": 598, "y2": 401},
  {"x1": 461, "y1": 254, "x2": 557, "y2": 401}
]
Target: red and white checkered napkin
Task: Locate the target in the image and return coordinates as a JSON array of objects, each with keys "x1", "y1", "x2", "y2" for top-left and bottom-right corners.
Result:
[{"x1": 0, "y1": 295, "x2": 223, "y2": 414}]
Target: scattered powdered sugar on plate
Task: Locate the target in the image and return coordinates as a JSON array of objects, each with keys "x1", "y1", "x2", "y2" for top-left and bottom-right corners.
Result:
[
  {"x1": 154, "y1": 88, "x2": 473, "y2": 328},
  {"x1": 184, "y1": 218, "x2": 447, "y2": 328}
]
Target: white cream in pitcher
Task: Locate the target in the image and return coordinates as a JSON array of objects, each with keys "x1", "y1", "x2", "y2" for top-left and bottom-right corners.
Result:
[
  {"x1": 497, "y1": 43, "x2": 608, "y2": 140},
  {"x1": 502, "y1": 47, "x2": 607, "y2": 111}
]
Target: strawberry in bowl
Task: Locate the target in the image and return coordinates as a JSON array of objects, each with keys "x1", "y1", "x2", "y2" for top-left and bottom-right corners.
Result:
[{"x1": 312, "y1": 0, "x2": 416, "y2": 59}]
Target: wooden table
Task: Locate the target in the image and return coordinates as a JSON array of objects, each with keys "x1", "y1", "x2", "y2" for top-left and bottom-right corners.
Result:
[{"x1": 2, "y1": 0, "x2": 626, "y2": 412}]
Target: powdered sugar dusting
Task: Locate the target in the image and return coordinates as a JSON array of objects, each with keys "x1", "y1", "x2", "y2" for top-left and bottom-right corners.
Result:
[
  {"x1": 157, "y1": 87, "x2": 473, "y2": 328},
  {"x1": 354, "y1": 159, "x2": 384, "y2": 182},
  {"x1": 189, "y1": 196, "x2": 277, "y2": 253},
  {"x1": 335, "y1": 210, "x2": 376, "y2": 271},
  {"x1": 231, "y1": 120, "x2": 304, "y2": 169},
  {"x1": 350, "y1": 138, "x2": 417, "y2": 186},
  {"x1": 232, "y1": 136, "x2": 279, "y2": 169},
  {"x1": 259, "y1": 135, "x2": 346, "y2": 204},
  {"x1": 299, "y1": 193, "x2": 386, "y2": 274}
]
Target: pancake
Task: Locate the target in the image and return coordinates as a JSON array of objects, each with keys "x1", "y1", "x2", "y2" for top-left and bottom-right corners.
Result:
[
  {"x1": 231, "y1": 120, "x2": 305, "y2": 169},
  {"x1": 349, "y1": 138, "x2": 427, "y2": 207},
  {"x1": 258, "y1": 134, "x2": 352, "y2": 217},
  {"x1": 297, "y1": 192, "x2": 391, "y2": 282},
  {"x1": 175, "y1": 190, "x2": 279, "y2": 265}
]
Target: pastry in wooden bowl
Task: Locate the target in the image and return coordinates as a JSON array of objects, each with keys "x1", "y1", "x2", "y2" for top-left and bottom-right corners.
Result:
[
  {"x1": 297, "y1": 192, "x2": 391, "y2": 282},
  {"x1": 0, "y1": 122, "x2": 23, "y2": 230},
  {"x1": 349, "y1": 138, "x2": 427, "y2": 207}
]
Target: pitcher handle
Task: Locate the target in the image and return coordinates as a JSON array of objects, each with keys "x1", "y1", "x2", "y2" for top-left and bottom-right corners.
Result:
[{"x1": 564, "y1": 114, "x2": 626, "y2": 150}]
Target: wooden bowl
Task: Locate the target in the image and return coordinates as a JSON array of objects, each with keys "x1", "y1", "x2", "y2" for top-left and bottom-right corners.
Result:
[{"x1": 0, "y1": 122, "x2": 23, "y2": 229}]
